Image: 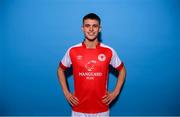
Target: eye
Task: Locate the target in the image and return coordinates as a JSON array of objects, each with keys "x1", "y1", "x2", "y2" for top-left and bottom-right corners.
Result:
[
  {"x1": 93, "y1": 24, "x2": 99, "y2": 28},
  {"x1": 84, "y1": 24, "x2": 90, "y2": 28}
]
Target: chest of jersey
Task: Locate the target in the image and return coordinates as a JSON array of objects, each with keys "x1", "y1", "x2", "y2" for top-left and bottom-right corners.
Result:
[{"x1": 70, "y1": 47, "x2": 112, "y2": 71}]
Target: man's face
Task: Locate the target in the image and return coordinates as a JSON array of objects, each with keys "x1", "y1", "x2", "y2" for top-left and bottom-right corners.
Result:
[{"x1": 82, "y1": 19, "x2": 101, "y2": 41}]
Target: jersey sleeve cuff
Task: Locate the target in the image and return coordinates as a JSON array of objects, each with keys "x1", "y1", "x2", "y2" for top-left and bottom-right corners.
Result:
[
  {"x1": 59, "y1": 62, "x2": 68, "y2": 70},
  {"x1": 115, "y1": 62, "x2": 124, "y2": 71}
]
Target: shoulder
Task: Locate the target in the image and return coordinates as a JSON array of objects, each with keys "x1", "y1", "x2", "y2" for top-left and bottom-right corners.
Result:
[
  {"x1": 69, "y1": 43, "x2": 82, "y2": 49},
  {"x1": 66, "y1": 43, "x2": 82, "y2": 52},
  {"x1": 100, "y1": 43, "x2": 116, "y2": 53}
]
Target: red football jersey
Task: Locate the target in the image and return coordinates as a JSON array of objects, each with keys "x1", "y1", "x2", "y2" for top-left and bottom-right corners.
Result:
[{"x1": 59, "y1": 42, "x2": 124, "y2": 113}]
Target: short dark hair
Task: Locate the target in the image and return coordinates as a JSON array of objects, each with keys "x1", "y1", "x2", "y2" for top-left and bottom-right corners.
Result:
[{"x1": 83, "y1": 13, "x2": 101, "y2": 25}]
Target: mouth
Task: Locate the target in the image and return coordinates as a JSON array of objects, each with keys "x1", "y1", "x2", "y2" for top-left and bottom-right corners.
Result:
[{"x1": 87, "y1": 32, "x2": 96, "y2": 36}]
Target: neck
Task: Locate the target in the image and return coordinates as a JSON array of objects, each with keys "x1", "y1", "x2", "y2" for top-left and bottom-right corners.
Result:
[{"x1": 84, "y1": 39, "x2": 99, "y2": 48}]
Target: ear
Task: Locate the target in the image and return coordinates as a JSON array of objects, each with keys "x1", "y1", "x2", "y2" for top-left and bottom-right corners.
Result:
[
  {"x1": 99, "y1": 26, "x2": 101, "y2": 32},
  {"x1": 81, "y1": 26, "x2": 84, "y2": 32}
]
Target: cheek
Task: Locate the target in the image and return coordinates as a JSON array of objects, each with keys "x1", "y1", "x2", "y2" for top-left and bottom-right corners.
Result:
[
  {"x1": 95, "y1": 28, "x2": 100, "y2": 33},
  {"x1": 83, "y1": 28, "x2": 89, "y2": 32}
]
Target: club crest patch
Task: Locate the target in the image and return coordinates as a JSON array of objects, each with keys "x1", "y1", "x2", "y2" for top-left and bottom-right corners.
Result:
[{"x1": 98, "y1": 54, "x2": 106, "y2": 61}]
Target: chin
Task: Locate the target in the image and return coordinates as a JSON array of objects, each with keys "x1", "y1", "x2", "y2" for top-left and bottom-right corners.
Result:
[
  {"x1": 87, "y1": 38, "x2": 96, "y2": 41},
  {"x1": 86, "y1": 36, "x2": 97, "y2": 41},
  {"x1": 86, "y1": 35, "x2": 98, "y2": 41}
]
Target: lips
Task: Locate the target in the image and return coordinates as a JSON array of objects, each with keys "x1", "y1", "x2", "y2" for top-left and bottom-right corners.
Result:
[{"x1": 87, "y1": 32, "x2": 95, "y2": 36}]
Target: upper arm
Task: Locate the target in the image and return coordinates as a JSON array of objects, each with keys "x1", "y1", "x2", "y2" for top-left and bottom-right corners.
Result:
[
  {"x1": 59, "y1": 48, "x2": 72, "y2": 70},
  {"x1": 110, "y1": 48, "x2": 124, "y2": 71}
]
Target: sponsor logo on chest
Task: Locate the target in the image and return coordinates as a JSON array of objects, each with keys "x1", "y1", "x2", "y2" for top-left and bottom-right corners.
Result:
[{"x1": 75, "y1": 53, "x2": 107, "y2": 80}]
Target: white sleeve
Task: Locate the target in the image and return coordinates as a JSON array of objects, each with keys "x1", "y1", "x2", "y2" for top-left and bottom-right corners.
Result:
[
  {"x1": 60, "y1": 49, "x2": 72, "y2": 69},
  {"x1": 110, "y1": 48, "x2": 123, "y2": 69}
]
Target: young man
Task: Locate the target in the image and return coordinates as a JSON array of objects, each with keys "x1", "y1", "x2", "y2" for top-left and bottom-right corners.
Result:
[{"x1": 58, "y1": 13, "x2": 126, "y2": 116}]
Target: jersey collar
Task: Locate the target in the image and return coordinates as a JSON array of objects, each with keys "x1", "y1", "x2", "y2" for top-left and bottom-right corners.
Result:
[{"x1": 82, "y1": 41, "x2": 100, "y2": 49}]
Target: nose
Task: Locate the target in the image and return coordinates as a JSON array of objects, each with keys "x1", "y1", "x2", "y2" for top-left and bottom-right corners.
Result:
[{"x1": 89, "y1": 26, "x2": 93, "y2": 31}]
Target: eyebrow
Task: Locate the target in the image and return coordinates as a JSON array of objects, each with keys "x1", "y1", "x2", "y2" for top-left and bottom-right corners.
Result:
[{"x1": 84, "y1": 24, "x2": 99, "y2": 26}]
